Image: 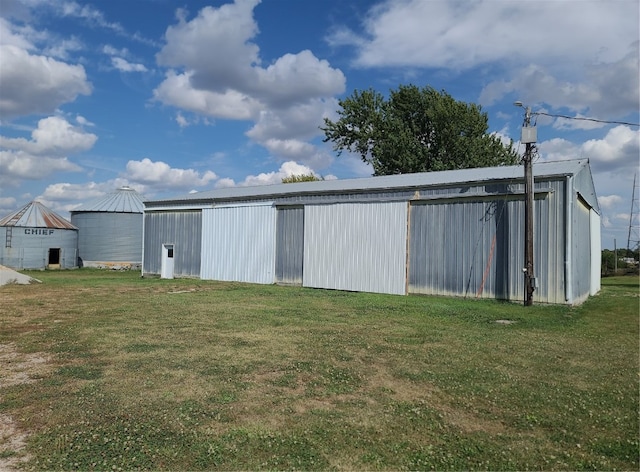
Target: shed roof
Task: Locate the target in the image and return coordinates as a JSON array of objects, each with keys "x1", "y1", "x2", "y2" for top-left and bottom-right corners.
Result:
[
  {"x1": 146, "y1": 159, "x2": 594, "y2": 207},
  {"x1": 71, "y1": 186, "x2": 145, "y2": 213},
  {"x1": 0, "y1": 201, "x2": 77, "y2": 229}
]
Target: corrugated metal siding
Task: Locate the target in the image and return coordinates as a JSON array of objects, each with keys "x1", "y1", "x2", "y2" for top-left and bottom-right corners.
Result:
[
  {"x1": 139, "y1": 164, "x2": 596, "y2": 304},
  {"x1": 409, "y1": 199, "x2": 507, "y2": 298},
  {"x1": 539, "y1": 179, "x2": 566, "y2": 304},
  {"x1": 303, "y1": 202, "x2": 407, "y2": 295},
  {"x1": 589, "y1": 210, "x2": 601, "y2": 295},
  {"x1": 143, "y1": 211, "x2": 201, "y2": 277},
  {"x1": 72, "y1": 212, "x2": 142, "y2": 263},
  {"x1": 409, "y1": 184, "x2": 566, "y2": 303},
  {"x1": 573, "y1": 165, "x2": 599, "y2": 213},
  {"x1": 275, "y1": 207, "x2": 304, "y2": 285},
  {"x1": 572, "y1": 197, "x2": 591, "y2": 304},
  {"x1": 200, "y1": 205, "x2": 276, "y2": 284},
  {"x1": 0, "y1": 227, "x2": 78, "y2": 269}
]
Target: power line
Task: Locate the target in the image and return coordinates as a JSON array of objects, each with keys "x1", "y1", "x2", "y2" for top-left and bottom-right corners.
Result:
[{"x1": 532, "y1": 111, "x2": 640, "y2": 127}]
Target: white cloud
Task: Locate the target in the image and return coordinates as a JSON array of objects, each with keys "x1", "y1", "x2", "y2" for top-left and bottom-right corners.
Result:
[
  {"x1": 336, "y1": 0, "x2": 637, "y2": 70},
  {"x1": 125, "y1": 158, "x2": 218, "y2": 190},
  {"x1": 214, "y1": 177, "x2": 237, "y2": 189},
  {"x1": 153, "y1": 70, "x2": 261, "y2": 120},
  {"x1": 57, "y1": 0, "x2": 125, "y2": 34},
  {"x1": 153, "y1": 0, "x2": 345, "y2": 166},
  {"x1": 40, "y1": 181, "x2": 107, "y2": 202},
  {"x1": 0, "y1": 17, "x2": 36, "y2": 50},
  {"x1": 0, "y1": 116, "x2": 94, "y2": 187},
  {"x1": 0, "y1": 197, "x2": 17, "y2": 207},
  {"x1": 247, "y1": 98, "x2": 339, "y2": 142},
  {"x1": 581, "y1": 125, "x2": 639, "y2": 161},
  {"x1": 598, "y1": 195, "x2": 623, "y2": 210},
  {"x1": 0, "y1": 150, "x2": 81, "y2": 183},
  {"x1": 75, "y1": 115, "x2": 94, "y2": 127},
  {"x1": 0, "y1": 44, "x2": 91, "y2": 119},
  {"x1": 252, "y1": 50, "x2": 346, "y2": 107},
  {"x1": 536, "y1": 138, "x2": 579, "y2": 163},
  {"x1": 175, "y1": 113, "x2": 189, "y2": 128},
  {"x1": 329, "y1": 1, "x2": 637, "y2": 121},
  {"x1": 233, "y1": 161, "x2": 320, "y2": 187},
  {"x1": 479, "y1": 44, "x2": 639, "y2": 120},
  {"x1": 157, "y1": 1, "x2": 261, "y2": 88},
  {"x1": 42, "y1": 36, "x2": 83, "y2": 60},
  {"x1": 0, "y1": 116, "x2": 97, "y2": 156},
  {"x1": 111, "y1": 56, "x2": 148, "y2": 73},
  {"x1": 536, "y1": 126, "x2": 639, "y2": 174}
]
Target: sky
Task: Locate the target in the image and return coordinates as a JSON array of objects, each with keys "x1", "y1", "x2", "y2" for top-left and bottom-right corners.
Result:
[{"x1": 0, "y1": 0, "x2": 638, "y2": 250}]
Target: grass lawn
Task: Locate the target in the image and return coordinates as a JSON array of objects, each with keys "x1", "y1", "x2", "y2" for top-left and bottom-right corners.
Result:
[{"x1": 0, "y1": 270, "x2": 638, "y2": 471}]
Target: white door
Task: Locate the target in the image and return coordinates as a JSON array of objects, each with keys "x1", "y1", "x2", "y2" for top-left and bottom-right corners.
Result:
[{"x1": 161, "y1": 244, "x2": 174, "y2": 279}]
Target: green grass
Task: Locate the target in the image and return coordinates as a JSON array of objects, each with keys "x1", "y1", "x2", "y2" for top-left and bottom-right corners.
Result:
[{"x1": 1, "y1": 269, "x2": 638, "y2": 470}]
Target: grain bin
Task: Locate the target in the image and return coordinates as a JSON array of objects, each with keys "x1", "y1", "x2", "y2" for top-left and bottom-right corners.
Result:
[
  {"x1": 70, "y1": 186, "x2": 145, "y2": 269},
  {"x1": 0, "y1": 201, "x2": 78, "y2": 270}
]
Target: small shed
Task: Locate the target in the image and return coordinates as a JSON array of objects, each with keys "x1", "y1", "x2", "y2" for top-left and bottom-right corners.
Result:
[
  {"x1": 142, "y1": 159, "x2": 600, "y2": 305},
  {"x1": 70, "y1": 186, "x2": 145, "y2": 269},
  {"x1": 0, "y1": 201, "x2": 78, "y2": 270}
]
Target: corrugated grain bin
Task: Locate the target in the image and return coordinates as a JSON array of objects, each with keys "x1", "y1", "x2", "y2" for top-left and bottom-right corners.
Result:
[
  {"x1": 70, "y1": 186, "x2": 145, "y2": 269},
  {"x1": 0, "y1": 201, "x2": 78, "y2": 270}
]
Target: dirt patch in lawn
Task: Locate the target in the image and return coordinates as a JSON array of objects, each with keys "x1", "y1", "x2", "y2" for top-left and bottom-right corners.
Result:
[{"x1": 0, "y1": 343, "x2": 53, "y2": 471}]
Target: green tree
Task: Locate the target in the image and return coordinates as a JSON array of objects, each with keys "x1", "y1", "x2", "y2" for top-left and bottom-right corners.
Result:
[
  {"x1": 322, "y1": 85, "x2": 520, "y2": 175},
  {"x1": 281, "y1": 173, "x2": 323, "y2": 183}
]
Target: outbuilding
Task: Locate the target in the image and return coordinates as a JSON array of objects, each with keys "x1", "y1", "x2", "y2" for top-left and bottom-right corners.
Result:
[
  {"x1": 70, "y1": 186, "x2": 145, "y2": 269},
  {"x1": 0, "y1": 201, "x2": 78, "y2": 270},
  {"x1": 142, "y1": 159, "x2": 600, "y2": 305}
]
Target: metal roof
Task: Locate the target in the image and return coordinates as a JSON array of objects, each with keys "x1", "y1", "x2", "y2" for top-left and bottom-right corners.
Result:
[
  {"x1": 146, "y1": 159, "x2": 591, "y2": 206},
  {"x1": 71, "y1": 186, "x2": 146, "y2": 213},
  {"x1": 0, "y1": 201, "x2": 77, "y2": 229}
]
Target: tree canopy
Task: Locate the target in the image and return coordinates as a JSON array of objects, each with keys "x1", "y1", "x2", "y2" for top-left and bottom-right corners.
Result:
[
  {"x1": 322, "y1": 85, "x2": 520, "y2": 175},
  {"x1": 282, "y1": 173, "x2": 323, "y2": 183}
]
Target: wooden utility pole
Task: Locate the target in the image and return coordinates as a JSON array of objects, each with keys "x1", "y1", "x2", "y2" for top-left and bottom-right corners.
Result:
[
  {"x1": 517, "y1": 102, "x2": 536, "y2": 306},
  {"x1": 627, "y1": 173, "x2": 637, "y2": 253}
]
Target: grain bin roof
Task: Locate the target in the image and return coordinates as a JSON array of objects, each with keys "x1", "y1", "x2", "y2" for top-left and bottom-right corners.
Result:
[
  {"x1": 147, "y1": 159, "x2": 593, "y2": 207},
  {"x1": 0, "y1": 201, "x2": 77, "y2": 229},
  {"x1": 71, "y1": 186, "x2": 146, "y2": 213}
]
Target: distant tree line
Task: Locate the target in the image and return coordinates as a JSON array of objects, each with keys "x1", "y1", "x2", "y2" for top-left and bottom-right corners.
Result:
[{"x1": 602, "y1": 248, "x2": 639, "y2": 276}]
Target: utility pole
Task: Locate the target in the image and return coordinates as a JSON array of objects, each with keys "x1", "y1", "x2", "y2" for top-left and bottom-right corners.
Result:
[
  {"x1": 515, "y1": 102, "x2": 536, "y2": 306},
  {"x1": 627, "y1": 173, "x2": 637, "y2": 254}
]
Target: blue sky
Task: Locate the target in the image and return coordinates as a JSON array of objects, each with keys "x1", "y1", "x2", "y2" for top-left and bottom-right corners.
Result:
[{"x1": 0, "y1": 0, "x2": 638, "y2": 250}]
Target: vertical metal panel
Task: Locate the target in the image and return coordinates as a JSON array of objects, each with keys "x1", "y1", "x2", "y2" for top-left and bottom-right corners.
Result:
[
  {"x1": 303, "y1": 202, "x2": 407, "y2": 295},
  {"x1": 275, "y1": 207, "x2": 304, "y2": 285},
  {"x1": 71, "y1": 212, "x2": 142, "y2": 263},
  {"x1": 589, "y1": 210, "x2": 601, "y2": 295},
  {"x1": 410, "y1": 200, "x2": 497, "y2": 298},
  {"x1": 200, "y1": 204, "x2": 276, "y2": 284},
  {"x1": 143, "y1": 211, "x2": 201, "y2": 277},
  {"x1": 409, "y1": 187, "x2": 566, "y2": 303},
  {"x1": 529, "y1": 187, "x2": 566, "y2": 304},
  {"x1": 572, "y1": 197, "x2": 591, "y2": 303},
  {"x1": 0, "y1": 227, "x2": 78, "y2": 269}
]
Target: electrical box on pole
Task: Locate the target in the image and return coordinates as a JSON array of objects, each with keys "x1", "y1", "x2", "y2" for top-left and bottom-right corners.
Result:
[{"x1": 521, "y1": 126, "x2": 537, "y2": 144}]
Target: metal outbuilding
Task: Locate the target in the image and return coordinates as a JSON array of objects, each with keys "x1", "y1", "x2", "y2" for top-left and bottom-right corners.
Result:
[
  {"x1": 142, "y1": 159, "x2": 601, "y2": 305},
  {"x1": 70, "y1": 186, "x2": 145, "y2": 269},
  {"x1": 0, "y1": 201, "x2": 78, "y2": 270}
]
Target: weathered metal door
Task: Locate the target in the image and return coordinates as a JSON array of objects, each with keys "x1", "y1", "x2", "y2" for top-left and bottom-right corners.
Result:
[{"x1": 275, "y1": 206, "x2": 304, "y2": 285}]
